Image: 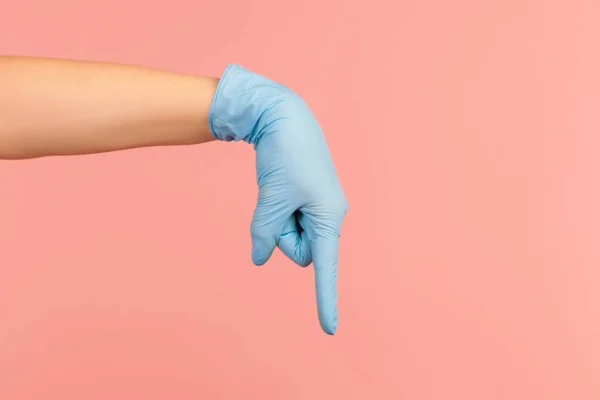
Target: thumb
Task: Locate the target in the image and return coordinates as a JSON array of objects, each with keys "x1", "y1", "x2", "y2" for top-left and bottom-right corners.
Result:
[{"x1": 278, "y1": 212, "x2": 312, "y2": 267}]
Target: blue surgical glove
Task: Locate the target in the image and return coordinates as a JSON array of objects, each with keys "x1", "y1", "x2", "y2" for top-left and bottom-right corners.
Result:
[{"x1": 208, "y1": 64, "x2": 348, "y2": 335}]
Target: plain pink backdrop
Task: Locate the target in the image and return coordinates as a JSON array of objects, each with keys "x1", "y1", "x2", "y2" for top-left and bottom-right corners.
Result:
[{"x1": 1, "y1": 1, "x2": 600, "y2": 399}]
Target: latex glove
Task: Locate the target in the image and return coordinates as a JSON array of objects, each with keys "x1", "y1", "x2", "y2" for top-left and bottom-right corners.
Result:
[{"x1": 209, "y1": 64, "x2": 348, "y2": 335}]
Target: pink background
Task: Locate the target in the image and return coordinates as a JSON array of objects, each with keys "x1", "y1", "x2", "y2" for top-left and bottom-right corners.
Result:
[{"x1": 1, "y1": 1, "x2": 600, "y2": 399}]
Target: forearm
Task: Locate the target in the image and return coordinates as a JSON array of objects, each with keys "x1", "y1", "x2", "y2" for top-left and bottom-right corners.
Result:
[{"x1": 0, "y1": 56, "x2": 218, "y2": 159}]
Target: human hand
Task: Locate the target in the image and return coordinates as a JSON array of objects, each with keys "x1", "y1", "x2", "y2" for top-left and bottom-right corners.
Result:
[{"x1": 209, "y1": 65, "x2": 348, "y2": 334}]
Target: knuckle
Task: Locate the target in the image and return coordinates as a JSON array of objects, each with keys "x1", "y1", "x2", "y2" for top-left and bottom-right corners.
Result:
[
  {"x1": 326, "y1": 197, "x2": 348, "y2": 218},
  {"x1": 250, "y1": 223, "x2": 268, "y2": 239}
]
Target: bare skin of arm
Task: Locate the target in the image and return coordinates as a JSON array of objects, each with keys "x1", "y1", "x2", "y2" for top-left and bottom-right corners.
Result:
[{"x1": 0, "y1": 56, "x2": 218, "y2": 159}]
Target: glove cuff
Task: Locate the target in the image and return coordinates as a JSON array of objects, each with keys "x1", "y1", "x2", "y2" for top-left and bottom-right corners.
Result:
[{"x1": 208, "y1": 64, "x2": 289, "y2": 144}]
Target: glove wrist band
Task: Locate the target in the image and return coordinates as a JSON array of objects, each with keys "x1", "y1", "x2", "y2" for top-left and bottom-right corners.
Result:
[{"x1": 208, "y1": 64, "x2": 289, "y2": 145}]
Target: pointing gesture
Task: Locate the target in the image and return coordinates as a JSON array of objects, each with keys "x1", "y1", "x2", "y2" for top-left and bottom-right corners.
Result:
[{"x1": 209, "y1": 65, "x2": 348, "y2": 334}]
